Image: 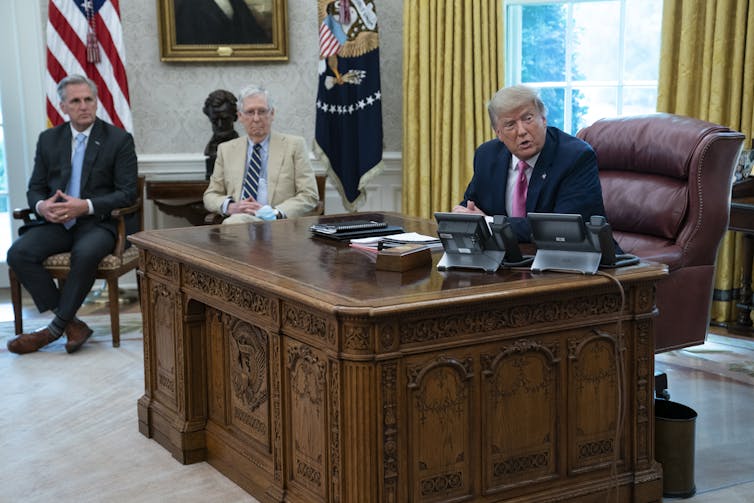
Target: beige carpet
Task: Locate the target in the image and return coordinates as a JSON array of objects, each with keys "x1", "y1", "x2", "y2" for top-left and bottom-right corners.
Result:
[
  {"x1": 655, "y1": 333, "x2": 754, "y2": 387},
  {"x1": 0, "y1": 312, "x2": 257, "y2": 503}
]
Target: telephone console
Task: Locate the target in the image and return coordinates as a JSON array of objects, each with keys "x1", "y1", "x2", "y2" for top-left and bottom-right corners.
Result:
[
  {"x1": 528, "y1": 213, "x2": 639, "y2": 274},
  {"x1": 584, "y1": 215, "x2": 640, "y2": 268},
  {"x1": 434, "y1": 212, "x2": 532, "y2": 272}
]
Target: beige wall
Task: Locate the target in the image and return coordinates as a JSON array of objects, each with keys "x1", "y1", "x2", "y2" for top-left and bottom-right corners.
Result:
[{"x1": 113, "y1": 0, "x2": 404, "y2": 156}]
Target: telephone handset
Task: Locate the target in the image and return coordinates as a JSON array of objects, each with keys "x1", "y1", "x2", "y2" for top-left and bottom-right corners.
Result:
[
  {"x1": 585, "y1": 216, "x2": 639, "y2": 268},
  {"x1": 489, "y1": 215, "x2": 534, "y2": 267}
]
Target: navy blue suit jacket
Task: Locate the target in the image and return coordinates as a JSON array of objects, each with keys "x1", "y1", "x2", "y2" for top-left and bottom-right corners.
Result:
[
  {"x1": 26, "y1": 118, "x2": 138, "y2": 237},
  {"x1": 460, "y1": 126, "x2": 607, "y2": 242}
]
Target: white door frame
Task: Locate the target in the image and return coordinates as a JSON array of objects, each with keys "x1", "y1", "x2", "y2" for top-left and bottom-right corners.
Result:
[{"x1": 0, "y1": 1, "x2": 46, "y2": 288}]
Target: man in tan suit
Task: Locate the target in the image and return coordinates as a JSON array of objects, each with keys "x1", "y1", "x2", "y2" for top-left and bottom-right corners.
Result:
[{"x1": 203, "y1": 85, "x2": 319, "y2": 223}]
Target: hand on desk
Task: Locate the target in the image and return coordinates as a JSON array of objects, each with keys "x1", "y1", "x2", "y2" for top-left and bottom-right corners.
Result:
[{"x1": 452, "y1": 200, "x2": 487, "y2": 215}]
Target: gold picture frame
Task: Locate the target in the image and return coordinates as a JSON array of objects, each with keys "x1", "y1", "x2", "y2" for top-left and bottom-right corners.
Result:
[{"x1": 157, "y1": 0, "x2": 288, "y2": 62}]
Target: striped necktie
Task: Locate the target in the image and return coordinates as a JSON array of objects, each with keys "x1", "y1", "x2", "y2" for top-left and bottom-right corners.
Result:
[{"x1": 241, "y1": 143, "x2": 262, "y2": 200}]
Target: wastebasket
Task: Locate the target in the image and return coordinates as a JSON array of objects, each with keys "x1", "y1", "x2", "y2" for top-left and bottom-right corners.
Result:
[{"x1": 655, "y1": 399, "x2": 697, "y2": 498}]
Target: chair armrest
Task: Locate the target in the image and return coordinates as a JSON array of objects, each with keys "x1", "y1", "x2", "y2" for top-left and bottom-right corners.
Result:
[
  {"x1": 12, "y1": 208, "x2": 36, "y2": 224},
  {"x1": 204, "y1": 212, "x2": 225, "y2": 225},
  {"x1": 110, "y1": 196, "x2": 142, "y2": 257},
  {"x1": 111, "y1": 200, "x2": 140, "y2": 218}
]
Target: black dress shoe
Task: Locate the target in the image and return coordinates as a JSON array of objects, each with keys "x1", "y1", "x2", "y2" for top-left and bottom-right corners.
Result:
[
  {"x1": 65, "y1": 318, "x2": 93, "y2": 354},
  {"x1": 7, "y1": 327, "x2": 59, "y2": 354}
]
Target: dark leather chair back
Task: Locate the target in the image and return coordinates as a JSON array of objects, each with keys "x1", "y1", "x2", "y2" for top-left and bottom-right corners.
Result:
[{"x1": 578, "y1": 113, "x2": 744, "y2": 352}]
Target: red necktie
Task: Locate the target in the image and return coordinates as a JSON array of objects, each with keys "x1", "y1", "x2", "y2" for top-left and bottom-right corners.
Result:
[{"x1": 511, "y1": 160, "x2": 529, "y2": 217}]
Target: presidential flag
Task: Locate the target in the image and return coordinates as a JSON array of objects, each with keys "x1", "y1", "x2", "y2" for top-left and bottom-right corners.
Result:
[
  {"x1": 315, "y1": 0, "x2": 383, "y2": 211},
  {"x1": 46, "y1": 0, "x2": 132, "y2": 132}
]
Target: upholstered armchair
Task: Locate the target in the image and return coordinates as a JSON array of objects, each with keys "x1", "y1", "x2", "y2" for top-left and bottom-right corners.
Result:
[{"x1": 577, "y1": 113, "x2": 744, "y2": 352}]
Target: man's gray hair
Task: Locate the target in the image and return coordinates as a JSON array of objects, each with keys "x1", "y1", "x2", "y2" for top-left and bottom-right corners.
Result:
[
  {"x1": 57, "y1": 74, "x2": 98, "y2": 102},
  {"x1": 237, "y1": 85, "x2": 275, "y2": 112},
  {"x1": 487, "y1": 85, "x2": 547, "y2": 129}
]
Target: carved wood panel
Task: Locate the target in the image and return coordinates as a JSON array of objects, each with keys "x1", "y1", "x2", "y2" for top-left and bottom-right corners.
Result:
[
  {"x1": 406, "y1": 354, "x2": 475, "y2": 502},
  {"x1": 481, "y1": 338, "x2": 560, "y2": 492},
  {"x1": 568, "y1": 328, "x2": 624, "y2": 474},
  {"x1": 286, "y1": 341, "x2": 329, "y2": 502}
]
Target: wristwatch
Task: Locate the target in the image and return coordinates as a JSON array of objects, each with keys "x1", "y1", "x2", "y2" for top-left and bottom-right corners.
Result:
[{"x1": 273, "y1": 208, "x2": 283, "y2": 219}]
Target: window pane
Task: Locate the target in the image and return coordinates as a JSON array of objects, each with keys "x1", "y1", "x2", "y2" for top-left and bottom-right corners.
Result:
[
  {"x1": 540, "y1": 87, "x2": 566, "y2": 130},
  {"x1": 573, "y1": 87, "x2": 618, "y2": 133},
  {"x1": 624, "y1": 0, "x2": 662, "y2": 81},
  {"x1": 521, "y1": 4, "x2": 567, "y2": 82},
  {"x1": 572, "y1": 1, "x2": 620, "y2": 82},
  {"x1": 623, "y1": 86, "x2": 658, "y2": 115}
]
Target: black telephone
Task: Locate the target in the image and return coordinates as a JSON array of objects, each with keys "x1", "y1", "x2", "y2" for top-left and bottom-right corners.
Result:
[
  {"x1": 584, "y1": 216, "x2": 639, "y2": 268},
  {"x1": 488, "y1": 215, "x2": 533, "y2": 267}
]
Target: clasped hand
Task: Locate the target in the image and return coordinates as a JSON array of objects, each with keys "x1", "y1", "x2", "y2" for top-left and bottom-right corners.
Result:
[
  {"x1": 228, "y1": 198, "x2": 276, "y2": 220},
  {"x1": 228, "y1": 197, "x2": 262, "y2": 215},
  {"x1": 40, "y1": 190, "x2": 86, "y2": 223}
]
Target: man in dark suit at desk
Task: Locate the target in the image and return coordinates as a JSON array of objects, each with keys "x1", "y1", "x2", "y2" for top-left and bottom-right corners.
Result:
[
  {"x1": 453, "y1": 85, "x2": 607, "y2": 242},
  {"x1": 6, "y1": 74, "x2": 137, "y2": 355}
]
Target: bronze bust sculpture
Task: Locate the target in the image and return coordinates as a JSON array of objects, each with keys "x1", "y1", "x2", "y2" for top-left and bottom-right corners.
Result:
[{"x1": 203, "y1": 89, "x2": 239, "y2": 179}]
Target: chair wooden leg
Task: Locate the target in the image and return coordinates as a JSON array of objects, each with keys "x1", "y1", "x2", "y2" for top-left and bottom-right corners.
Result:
[
  {"x1": 106, "y1": 277, "x2": 120, "y2": 347},
  {"x1": 9, "y1": 268, "x2": 23, "y2": 336}
]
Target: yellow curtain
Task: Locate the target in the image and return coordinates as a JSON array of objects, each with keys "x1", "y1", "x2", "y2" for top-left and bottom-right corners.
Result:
[
  {"x1": 657, "y1": 0, "x2": 754, "y2": 323},
  {"x1": 402, "y1": 0, "x2": 504, "y2": 219}
]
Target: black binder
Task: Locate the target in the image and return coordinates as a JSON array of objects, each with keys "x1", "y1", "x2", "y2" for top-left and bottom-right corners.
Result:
[{"x1": 310, "y1": 220, "x2": 404, "y2": 241}]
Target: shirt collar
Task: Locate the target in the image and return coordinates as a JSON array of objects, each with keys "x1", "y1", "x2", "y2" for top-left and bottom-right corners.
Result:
[
  {"x1": 248, "y1": 135, "x2": 270, "y2": 153},
  {"x1": 70, "y1": 124, "x2": 94, "y2": 140},
  {"x1": 512, "y1": 152, "x2": 541, "y2": 170}
]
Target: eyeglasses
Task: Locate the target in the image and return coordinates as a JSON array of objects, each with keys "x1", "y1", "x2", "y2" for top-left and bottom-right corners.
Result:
[{"x1": 241, "y1": 108, "x2": 271, "y2": 118}]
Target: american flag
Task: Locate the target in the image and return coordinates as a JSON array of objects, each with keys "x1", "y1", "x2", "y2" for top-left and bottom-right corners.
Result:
[
  {"x1": 45, "y1": 0, "x2": 132, "y2": 132},
  {"x1": 319, "y1": 18, "x2": 344, "y2": 58}
]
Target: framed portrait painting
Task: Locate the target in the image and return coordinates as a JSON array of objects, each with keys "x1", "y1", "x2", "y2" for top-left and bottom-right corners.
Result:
[{"x1": 157, "y1": 0, "x2": 288, "y2": 62}]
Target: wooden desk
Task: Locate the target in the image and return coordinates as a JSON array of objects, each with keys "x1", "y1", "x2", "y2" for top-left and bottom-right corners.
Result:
[
  {"x1": 145, "y1": 179, "x2": 209, "y2": 226},
  {"x1": 729, "y1": 177, "x2": 754, "y2": 332},
  {"x1": 131, "y1": 213, "x2": 665, "y2": 503}
]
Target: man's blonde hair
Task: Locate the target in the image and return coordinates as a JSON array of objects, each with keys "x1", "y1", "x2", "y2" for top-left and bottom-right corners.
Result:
[{"x1": 487, "y1": 85, "x2": 547, "y2": 129}]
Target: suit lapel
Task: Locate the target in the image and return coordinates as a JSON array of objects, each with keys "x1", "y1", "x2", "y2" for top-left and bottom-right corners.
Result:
[
  {"x1": 79, "y1": 119, "x2": 104, "y2": 194},
  {"x1": 527, "y1": 128, "x2": 556, "y2": 212},
  {"x1": 266, "y1": 132, "x2": 285, "y2": 203},
  {"x1": 228, "y1": 137, "x2": 249, "y2": 200},
  {"x1": 58, "y1": 127, "x2": 74, "y2": 193}
]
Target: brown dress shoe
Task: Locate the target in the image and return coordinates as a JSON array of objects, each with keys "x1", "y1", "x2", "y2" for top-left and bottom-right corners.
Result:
[
  {"x1": 65, "y1": 318, "x2": 93, "y2": 354},
  {"x1": 7, "y1": 327, "x2": 60, "y2": 354}
]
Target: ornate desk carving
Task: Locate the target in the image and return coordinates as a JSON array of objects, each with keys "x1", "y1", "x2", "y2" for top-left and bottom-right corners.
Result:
[{"x1": 131, "y1": 213, "x2": 666, "y2": 502}]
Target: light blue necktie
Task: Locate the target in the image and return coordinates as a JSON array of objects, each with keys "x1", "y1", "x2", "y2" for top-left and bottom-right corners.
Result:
[{"x1": 64, "y1": 133, "x2": 86, "y2": 229}]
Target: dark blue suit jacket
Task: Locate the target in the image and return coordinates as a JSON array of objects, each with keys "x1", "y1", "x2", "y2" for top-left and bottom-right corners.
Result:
[{"x1": 460, "y1": 126, "x2": 607, "y2": 242}]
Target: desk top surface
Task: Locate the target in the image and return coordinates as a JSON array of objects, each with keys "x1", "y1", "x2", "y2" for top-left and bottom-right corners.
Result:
[{"x1": 130, "y1": 212, "x2": 666, "y2": 311}]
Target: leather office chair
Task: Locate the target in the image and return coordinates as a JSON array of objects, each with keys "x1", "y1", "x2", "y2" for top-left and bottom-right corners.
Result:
[
  {"x1": 204, "y1": 173, "x2": 327, "y2": 224},
  {"x1": 8, "y1": 175, "x2": 145, "y2": 347},
  {"x1": 577, "y1": 114, "x2": 744, "y2": 352}
]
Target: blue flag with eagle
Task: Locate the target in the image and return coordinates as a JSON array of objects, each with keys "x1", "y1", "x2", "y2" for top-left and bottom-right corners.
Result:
[{"x1": 315, "y1": 0, "x2": 383, "y2": 211}]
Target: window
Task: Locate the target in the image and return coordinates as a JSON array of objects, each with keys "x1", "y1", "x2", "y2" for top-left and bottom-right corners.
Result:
[
  {"x1": 0, "y1": 98, "x2": 8, "y2": 262},
  {"x1": 504, "y1": 0, "x2": 663, "y2": 135}
]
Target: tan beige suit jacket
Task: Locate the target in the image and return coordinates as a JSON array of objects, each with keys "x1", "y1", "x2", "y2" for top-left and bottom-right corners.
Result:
[{"x1": 203, "y1": 132, "x2": 319, "y2": 218}]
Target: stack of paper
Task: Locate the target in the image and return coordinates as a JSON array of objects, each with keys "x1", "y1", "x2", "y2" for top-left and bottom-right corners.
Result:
[{"x1": 350, "y1": 232, "x2": 443, "y2": 251}]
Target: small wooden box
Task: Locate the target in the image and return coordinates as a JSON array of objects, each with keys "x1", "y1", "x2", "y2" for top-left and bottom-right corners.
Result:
[{"x1": 375, "y1": 244, "x2": 432, "y2": 272}]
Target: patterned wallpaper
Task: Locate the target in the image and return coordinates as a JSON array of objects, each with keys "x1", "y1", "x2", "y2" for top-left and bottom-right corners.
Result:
[{"x1": 116, "y1": 0, "x2": 403, "y2": 156}]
